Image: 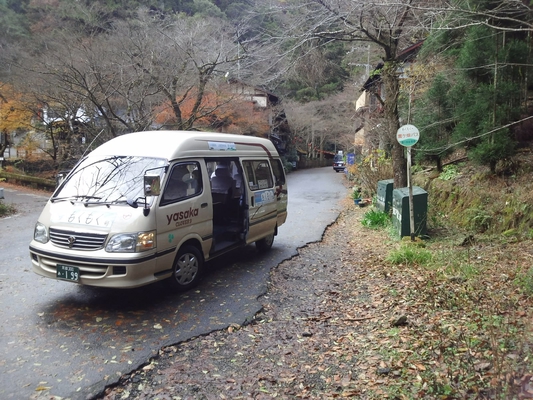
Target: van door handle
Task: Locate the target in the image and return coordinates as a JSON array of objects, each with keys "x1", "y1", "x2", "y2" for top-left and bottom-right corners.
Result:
[
  {"x1": 250, "y1": 196, "x2": 254, "y2": 207},
  {"x1": 201, "y1": 203, "x2": 208, "y2": 208}
]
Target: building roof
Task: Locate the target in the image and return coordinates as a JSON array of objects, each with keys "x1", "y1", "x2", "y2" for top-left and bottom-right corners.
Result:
[
  {"x1": 361, "y1": 40, "x2": 425, "y2": 92},
  {"x1": 227, "y1": 78, "x2": 280, "y2": 104},
  {"x1": 397, "y1": 40, "x2": 425, "y2": 62}
]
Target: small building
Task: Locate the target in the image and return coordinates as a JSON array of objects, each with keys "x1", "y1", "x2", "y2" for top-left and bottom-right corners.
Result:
[{"x1": 227, "y1": 79, "x2": 291, "y2": 155}]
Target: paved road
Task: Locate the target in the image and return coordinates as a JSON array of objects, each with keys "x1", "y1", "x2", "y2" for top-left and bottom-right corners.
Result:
[{"x1": 0, "y1": 167, "x2": 347, "y2": 399}]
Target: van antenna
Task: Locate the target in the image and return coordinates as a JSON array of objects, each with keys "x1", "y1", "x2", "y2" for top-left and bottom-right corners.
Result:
[{"x1": 80, "y1": 129, "x2": 105, "y2": 158}]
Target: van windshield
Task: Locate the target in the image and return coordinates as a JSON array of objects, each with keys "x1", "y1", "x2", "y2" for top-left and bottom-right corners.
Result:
[{"x1": 53, "y1": 155, "x2": 167, "y2": 205}]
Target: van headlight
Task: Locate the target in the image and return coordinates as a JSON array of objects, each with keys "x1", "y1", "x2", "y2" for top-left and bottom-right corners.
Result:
[
  {"x1": 34, "y1": 222, "x2": 49, "y2": 244},
  {"x1": 105, "y1": 231, "x2": 156, "y2": 253}
]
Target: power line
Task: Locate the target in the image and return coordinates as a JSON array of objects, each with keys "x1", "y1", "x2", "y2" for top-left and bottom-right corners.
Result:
[{"x1": 416, "y1": 115, "x2": 533, "y2": 155}]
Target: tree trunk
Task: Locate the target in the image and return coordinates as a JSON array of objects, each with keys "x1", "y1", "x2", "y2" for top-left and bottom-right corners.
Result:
[
  {"x1": 382, "y1": 62, "x2": 407, "y2": 188},
  {"x1": 0, "y1": 131, "x2": 8, "y2": 160}
]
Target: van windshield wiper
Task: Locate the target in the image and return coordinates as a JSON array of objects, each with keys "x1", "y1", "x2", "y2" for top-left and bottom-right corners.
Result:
[
  {"x1": 112, "y1": 195, "x2": 145, "y2": 208},
  {"x1": 82, "y1": 196, "x2": 145, "y2": 208},
  {"x1": 51, "y1": 195, "x2": 102, "y2": 204}
]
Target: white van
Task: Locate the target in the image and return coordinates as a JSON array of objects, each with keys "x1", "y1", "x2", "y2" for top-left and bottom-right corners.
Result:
[{"x1": 29, "y1": 131, "x2": 288, "y2": 290}]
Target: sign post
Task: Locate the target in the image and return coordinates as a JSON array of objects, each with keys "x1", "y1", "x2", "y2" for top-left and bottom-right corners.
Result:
[{"x1": 396, "y1": 124, "x2": 420, "y2": 241}]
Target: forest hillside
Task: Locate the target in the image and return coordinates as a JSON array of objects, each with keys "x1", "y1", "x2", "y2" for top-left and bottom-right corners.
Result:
[{"x1": 1, "y1": 0, "x2": 533, "y2": 236}]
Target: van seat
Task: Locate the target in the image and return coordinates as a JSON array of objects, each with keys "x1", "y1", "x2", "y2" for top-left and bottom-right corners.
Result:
[{"x1": 211, "y1": 166, "x2": 235, "y2": 194}]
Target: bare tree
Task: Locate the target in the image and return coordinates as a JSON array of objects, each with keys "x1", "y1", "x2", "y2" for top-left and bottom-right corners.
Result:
[
  {"x1": 259, "y1": 0, "x2": 444, "y2": 187},
  {"x1": 117, "y1": 14, "x2": 244, "y2": 130},
  {"x1": 424, "y1": 1, "x2": 533, "y2": 32},
  {"x1": 285, "y1": 101, "x2": 325, "y2": 159},
  {"x1": 285, "y1": 86, "x2": 358, "y2": 160},
  {"x1": 8, "y1": 23, "x2": 161, "y2": 145},
  {"x1": 6, "y1": 6, "x2": 246, "y2": 163},
  {"x1": 3, "y1": 52, "x2": 103, "y2": 163}
]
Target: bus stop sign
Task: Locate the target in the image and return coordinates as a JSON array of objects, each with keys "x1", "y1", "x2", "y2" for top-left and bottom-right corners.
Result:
[{"x1": 396, "y1": 124, "x2": 420, "y2": 147}]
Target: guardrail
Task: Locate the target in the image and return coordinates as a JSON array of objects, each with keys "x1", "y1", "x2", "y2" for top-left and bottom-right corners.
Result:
[{"x1": 297, "y1": 159, "x2": 331, "y2": 169}]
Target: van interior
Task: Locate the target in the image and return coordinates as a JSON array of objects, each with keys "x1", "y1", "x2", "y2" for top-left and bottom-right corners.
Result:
[{"x1": 206, "y1": 158, "x2": 247, "y2": 254}]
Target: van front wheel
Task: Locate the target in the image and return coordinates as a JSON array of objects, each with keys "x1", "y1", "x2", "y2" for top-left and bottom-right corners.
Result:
[
  {"x1": 169, "y1": 245, "x2": 204, "y2": 291},
  {"x1": 256, "y1": 233, "x2": 275, "y2": 252}
]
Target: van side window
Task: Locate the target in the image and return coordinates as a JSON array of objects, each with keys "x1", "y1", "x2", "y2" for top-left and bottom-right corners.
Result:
[
  {"x1": 271, "y1": 159, "x2": 286, "y2": 186},
  {"x1": 160, "y1": 161, "x2": 202, "y2": 205},
  {"x1": 243, "y1": 160, "x2": 273, "y2": 191}
]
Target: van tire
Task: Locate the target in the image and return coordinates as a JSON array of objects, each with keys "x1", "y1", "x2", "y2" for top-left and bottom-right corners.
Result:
[
  {"x1": 255, "y1": 232, "x2": 275, "y2": 252},
  {"x1": 169, "y1": 245, "x2": 204, "y2": 291}
]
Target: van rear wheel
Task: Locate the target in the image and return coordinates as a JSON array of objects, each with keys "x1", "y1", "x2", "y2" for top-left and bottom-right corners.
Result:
[
  {"x1": 256, "y1": 232, "x2": 275, "y2": 252},
  {"x1": 169, "y1": 245, "x2": 204, "y2": 291}
]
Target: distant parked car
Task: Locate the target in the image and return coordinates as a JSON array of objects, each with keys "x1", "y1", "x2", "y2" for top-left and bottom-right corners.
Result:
[{"x1": 333, "y1": 154, "x2": 345, "y2": 172}]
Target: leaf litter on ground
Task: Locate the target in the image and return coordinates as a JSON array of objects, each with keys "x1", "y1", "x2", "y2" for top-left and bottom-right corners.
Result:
[{"x1": 100, "y1": 197, "x2": 533, "y2": 400}]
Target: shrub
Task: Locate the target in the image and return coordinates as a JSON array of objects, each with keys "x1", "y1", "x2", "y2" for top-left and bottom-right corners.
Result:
[
  {"x1": 465, "y1": 206, "x2": 493, "y2": 233},
  {"x1": 352, "y1": 150, "x2": 393, "y2": 197},
  {"x1": 361, "y1": 209, "x2": 390, "y2": 229},
  {"x1": 514, "y1": 266, "x2": 533, "y2": 295},
  {"x1": 0, "y1": 201, "x2": 16, "y2": 218},
  {"x1": 469, "y1": 130, "x2": 516, "y2": 174},
  {"x1": 387, "y1": 243, "x2": 433, "y2": 266},
  {"x1": 439, "y1": 164, "x2": 459, "y2": 181}
]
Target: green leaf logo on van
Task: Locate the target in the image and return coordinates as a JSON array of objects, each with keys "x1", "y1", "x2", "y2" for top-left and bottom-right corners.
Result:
[{"x1": 168, "y1": 233, "x2": 174, "y2": 243}]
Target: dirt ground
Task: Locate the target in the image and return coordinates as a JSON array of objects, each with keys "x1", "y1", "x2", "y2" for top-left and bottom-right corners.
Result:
[{"x1": 97, "y1": 197, "x2": 404, "y2": 400}]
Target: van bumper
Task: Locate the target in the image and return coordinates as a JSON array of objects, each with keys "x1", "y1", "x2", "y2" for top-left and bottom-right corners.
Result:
[{"x1": 29, "y1": 243, "x2": 171, "y2": 289}]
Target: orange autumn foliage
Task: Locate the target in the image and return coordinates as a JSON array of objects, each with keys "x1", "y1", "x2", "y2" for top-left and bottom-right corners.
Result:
[
  {"x1": 0, "y1": 83, "x2": 33, "y2": 133},
  {"x1": 154, "y1": 89, "x2": 270, "y2": 136}
]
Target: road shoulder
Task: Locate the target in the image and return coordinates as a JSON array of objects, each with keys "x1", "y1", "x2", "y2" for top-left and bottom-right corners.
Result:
[{"x1": 100, "y1": 198, "x2": 391, "y2": 399}]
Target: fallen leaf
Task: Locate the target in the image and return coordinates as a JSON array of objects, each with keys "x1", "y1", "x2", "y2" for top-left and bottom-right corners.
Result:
[{"x1": 474, "y1": 362, "x2": 491, "y2": 372}]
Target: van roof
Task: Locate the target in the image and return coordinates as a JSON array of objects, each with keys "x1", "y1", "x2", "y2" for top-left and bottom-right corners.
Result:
[{"x1": 88, "y1": 131, "x2": 280, "y2": 161}]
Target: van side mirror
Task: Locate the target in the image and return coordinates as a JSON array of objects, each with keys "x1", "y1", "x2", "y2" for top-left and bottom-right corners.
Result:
[
  {"x1": 144, "y1": 175, "x2": 161, "y2": 197},
  {"x1": 56, "y1": 170, "x2": 70, "y2": 188}
]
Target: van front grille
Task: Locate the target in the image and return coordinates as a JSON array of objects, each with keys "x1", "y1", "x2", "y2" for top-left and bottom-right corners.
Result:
[{"x1": 50, "y1": 228, "x2": 107, "y2": 250}]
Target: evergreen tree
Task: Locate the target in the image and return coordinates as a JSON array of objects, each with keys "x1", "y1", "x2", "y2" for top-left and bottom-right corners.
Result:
[
  {"x1": 0, "y1": 0, "x2": 31, "y2": 44},
  {"x1": 413, "y1": 74, "x2": 454, "y2": 171},
  {"x1": 451, "y1": 25, "x2": 521, "y2": 173},
  {"x1": 415, "y1": 2, "x2": 529, "y2": 174}
]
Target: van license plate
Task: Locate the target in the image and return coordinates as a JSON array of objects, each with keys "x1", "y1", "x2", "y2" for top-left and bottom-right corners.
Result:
[{"x1": 57, "y1": 264, "x2": 80, "y2": 282}]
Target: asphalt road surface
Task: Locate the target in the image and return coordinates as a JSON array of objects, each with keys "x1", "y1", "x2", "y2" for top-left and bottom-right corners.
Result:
[{"x1": 0, "y1": 166, "x2": 347, "y2": 399}]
